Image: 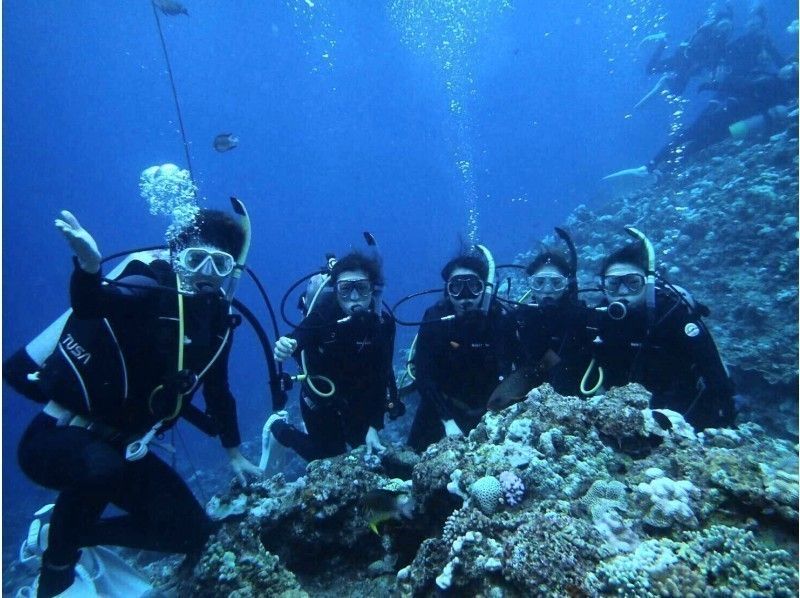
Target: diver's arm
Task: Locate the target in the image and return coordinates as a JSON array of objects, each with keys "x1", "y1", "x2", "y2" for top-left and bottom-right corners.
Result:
[
  {"x1": 287, "y1": 309, "x2": 327, "y2": 354},
  {"x1": 56, "y1": 208, "x2": 158, "y2": 318},
  {"x1": 55, "y1": 210, "x2": 100, "y2": 273},
  {"x1": 413, "y1": 309, "x2": 456, "y2": 422},
  {"x1": 383, "y1": 315, "x2": 399, "y2": 409},
  {"x1": 495, "y1": 308, "x2": 521, "y2": 375},
  {"x1": 204, "y1": 335, "x2": 261, "y2": 482},
  {"x1": 357, "y1": 317, "x2": 396, "y2": 432},
  {"x1": 202, "y1": 339, "x2": 242, "y2": 448},
  {"x1": 679, "y1": 316, "x2": 736, "y2": 428},
  {"x1": 2, "y1": 348, "x2": 49, "y2": 403},
  {"x1": 70, "y1": 265, "x2": 159, "y2": 319}
]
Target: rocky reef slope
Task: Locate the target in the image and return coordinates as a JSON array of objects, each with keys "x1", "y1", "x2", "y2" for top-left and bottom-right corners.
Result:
[{"x1": 158, "y1": 382, "x2": 798, "y2": 596}]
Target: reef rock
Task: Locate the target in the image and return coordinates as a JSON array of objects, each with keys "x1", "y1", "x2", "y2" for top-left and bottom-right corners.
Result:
[{"x1": 170, "y1": 383, "x2": 796, "y2": 596}]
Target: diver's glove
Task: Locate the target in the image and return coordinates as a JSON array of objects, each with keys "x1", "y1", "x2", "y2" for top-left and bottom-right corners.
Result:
[
  {"x1": 274, "y1": 336, "x2": 298, "y2": 363},
  {"x1": 54, "y1": 210, "x2": 101, "y2": 273},
  {"x1": 226, "y1": 447, "x2": 263, "y2": 486},
  {"x1": 365, "y1": 426, "x2": 386, "y2": 456},
  {"x1": 442, "y1": 419, "x2": 463, "y2": 437}
]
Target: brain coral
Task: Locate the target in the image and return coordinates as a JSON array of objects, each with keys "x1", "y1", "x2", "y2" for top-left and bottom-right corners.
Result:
[{"x1": 469, "y1": 476, "x2": 503, "y2": 515}]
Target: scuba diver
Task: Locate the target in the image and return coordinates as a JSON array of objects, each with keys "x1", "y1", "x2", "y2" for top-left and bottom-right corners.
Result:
[
  {"x1": 585, "y1": 229, "x2": 736, "y2": 430},
  {"x1": 721, "y1": 2, "x2": 785, "y2": 85},
  {"x1": 637, "y1": 2, "x2": 734, "y2": 110},
  {"x1": 607, "y1": 3, "x2": 797, "y2": 180},
  {"x1": 406, "y1": 247, "x2": 518, "y2": 452},
  {"x1": 606, "y1": 57, "x2": 797, "y2": 179},
  {"x1": 514, "y1": 229, "x2": 593, "y2": 397},
  {"x1": 269, "y1": 251, "x2": 399, "y2": 461},
  {"x1": 5, "y1": 206, "x2": 262, "y2": 597}
]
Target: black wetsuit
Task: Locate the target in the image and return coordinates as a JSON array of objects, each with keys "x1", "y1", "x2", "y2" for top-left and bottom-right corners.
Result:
[
  {"x1": 591, "y1": 286, "x2": 735, "y2": 430},
  {"x1": 723, "y1": 29, "x2": 785, "y2": 82},
  {"x1": 12, "y1": 261, "x2": 241, "y2": 596},
  {"x1": 650, "y1": 30, "x2": 795, "y2": 171},
  {"x1": 407, "y1": 301, "x2": 517, "y2": 452},
  {"x1": 647, "y1": 21, "x2": 730, "y2": 96},
  {"x1": 271, "y1": 300, "x2": 397, "y2": 461},
  {"x1": 515, "y1": 298, "x2": 593, "y2": 397}
]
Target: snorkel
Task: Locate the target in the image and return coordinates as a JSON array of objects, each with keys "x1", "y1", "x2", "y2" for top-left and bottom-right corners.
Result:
[
  {"x1": 624, "y1": 226, "x2": 656, "y2": 332},
  {"x1": 223, "y1": 196, "x2": 251, "y2": 301},
  {"x1": 554, "y1": 227, "x2": 578, "y2": 298},
  {"x1": 363, "y1": 231, "x2": 384, "y2": 321},
  {"x1": 476, "y1": 244, "x2": 496, "y2": 315}
]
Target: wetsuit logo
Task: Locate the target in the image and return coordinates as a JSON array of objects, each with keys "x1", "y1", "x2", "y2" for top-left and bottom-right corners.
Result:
[
  {"x1": 684, "y1": 323, "x2": 700, "y2": 338},
  {"x1": 61, "y1": 333, "x2": 92, "y2": 364}
]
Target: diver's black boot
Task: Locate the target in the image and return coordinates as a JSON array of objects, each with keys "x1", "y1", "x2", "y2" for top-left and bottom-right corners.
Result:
[{"x1": 37, "y1": 549, "x2": 79, "y2": 598}]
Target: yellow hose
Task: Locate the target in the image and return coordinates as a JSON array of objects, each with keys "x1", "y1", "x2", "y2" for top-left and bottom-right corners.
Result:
[
  {"x1": 148, "y1": 276, "x2": 186, "y2": 420},
  {"x1": 300, "y1": 273, "x2": 337, "y2": 398},
  {"x1": 580, "y1": 357, "x2": 604, "y2": 396}
]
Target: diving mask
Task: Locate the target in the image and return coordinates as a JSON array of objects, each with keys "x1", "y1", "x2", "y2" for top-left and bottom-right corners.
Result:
[
  {"x1": 176, "y1": 247, "x2": 236, "y2": 277},
  {"x1": 447, "y1": 275, "x2": 485, "y2": 299},
  {"x1": 530, "y1": 273, "x2": 568, "y2": 292},
  {"x1": 335, "y1": 278, "x2": 373, "y2": 299},
  {"x1": 603, "y1": 273, "x2": 645, "y2": 294}
]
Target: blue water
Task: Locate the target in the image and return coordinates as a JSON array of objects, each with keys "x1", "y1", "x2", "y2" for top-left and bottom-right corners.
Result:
[{"x1": 3, "y1": 0, "x2": 796, "y2": 565}]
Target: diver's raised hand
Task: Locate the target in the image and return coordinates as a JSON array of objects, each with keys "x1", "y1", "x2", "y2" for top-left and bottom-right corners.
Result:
[
  {"x1": 365, "y1": 426, "x2": 386, "y2": 456},
  {"x1": 274, "y1": 336, "x2": 298, "y2": 362},
  {"x1": 226, "y1": 447, "x2": 263, "y2": 486},
  {"x1": 54, "y1": 210, "x2": 101, "y2": 273}
]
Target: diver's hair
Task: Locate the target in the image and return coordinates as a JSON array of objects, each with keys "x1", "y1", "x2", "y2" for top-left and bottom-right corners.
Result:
[
  {"x1": 526, "y1": 248, "x2": 572, "y2": 277},
  {"x1": 170, "y1": 209, "x2": 245, "y2": 258},
  {"x1": 441, "y1": 251, "x2": 489, "y2": 282},
  {"x1": 331, "y1": 251, "x2": 383, "y2": 286},
  {"x1": 600, "y1": 242, "x2": 647, "y2": 276}
]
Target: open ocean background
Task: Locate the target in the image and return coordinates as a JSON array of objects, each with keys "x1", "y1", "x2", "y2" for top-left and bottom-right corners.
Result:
[{"x1": 3, "y1": 0, "x2": 796, "y2": 566}]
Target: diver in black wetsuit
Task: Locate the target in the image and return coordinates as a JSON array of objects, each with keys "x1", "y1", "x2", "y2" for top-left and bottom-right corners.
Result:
[
  {"x1": 8, "y1": 208, "x2": 261, "y2": 597},
  {"x1": 640, "y1": 2, "x2": 734, "y2": 106},
  {"x1": 721, "y1": 2, "x2": 785, "y2": 84},
  {"x1": 269, "y1": 252, "x2": 398, "y2": 461},
  {"x1": 606, "y1": 3, "x2": 796, "y2": 180},
  {"x1": 587, "y1": 233, "x2": 735, "y2": 430},
  {"x1": 406, "y1": 250, "x2": 518, "y2": 452},
  {"x1": 515, "y1": 230, "x2": 593, "y2": 397},
  {"x1": 645, "y1": 62, "x2": 796, "y2": 171}
]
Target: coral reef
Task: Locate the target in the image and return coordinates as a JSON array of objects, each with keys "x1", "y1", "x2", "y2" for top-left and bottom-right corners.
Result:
[
  {"x1": 154, "y1": 381, "x2": 797, "y2": 596},
  {"x1": 394, "y1": 383, "x2": 798, "y2": 596},
  {"x1": 593, "y1": 526, "x2": 798, "y2": 597}
]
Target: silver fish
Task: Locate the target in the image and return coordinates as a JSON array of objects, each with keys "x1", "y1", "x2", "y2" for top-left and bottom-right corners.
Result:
[
  {"x1": 153, "y1": 0, "x2": 188, "y2": 17},
  {"x1": 213, "y1": 133, "x2": 239, "y2": 153}
]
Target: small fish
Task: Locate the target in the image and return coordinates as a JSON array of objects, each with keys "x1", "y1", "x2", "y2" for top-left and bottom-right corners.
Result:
[
  {"x1": 487, "y1": 350, "x2": 561, "y2": 411},
  {"x1": 362, "y1": 488, "x2": 414, "y2": 535},
  {"x1": 487, "y1": 365, "x2": 543, "y2": 411},
  {"x1": 651, "y1": 410, "x2": 673, "y2": 431},
  {"x1": 213, "y1": 133, "x2": 239, "y2": 153},
  {"x1": 153, "y1": 0, "x2": 188, "y2": 16}
]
